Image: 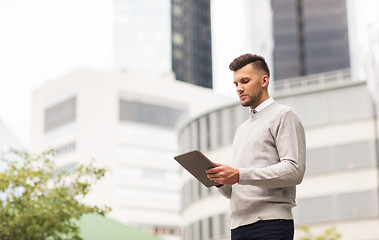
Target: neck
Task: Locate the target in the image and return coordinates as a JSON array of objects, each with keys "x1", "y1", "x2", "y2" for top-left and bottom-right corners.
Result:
[{"x1": 250, "y1": 94, "x2": 270, "y2": 110}]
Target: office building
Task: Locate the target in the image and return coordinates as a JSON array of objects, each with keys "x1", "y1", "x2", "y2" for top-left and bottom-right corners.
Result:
[
  {"x1": 271, "y1": 0, "x2": 350, "y2": 80},
  {"x1": 176, "y1": 1, "x2": 379, "y2": 239},
  {"x1": 171, "y1": 0, "x2": 213, "y2": 88},
  {"x1": 30, "y1": 68, "x2": 232, "y2": 240},
  {"x1": 113, "y1": 0, "x2": 213, "y2": 88}
]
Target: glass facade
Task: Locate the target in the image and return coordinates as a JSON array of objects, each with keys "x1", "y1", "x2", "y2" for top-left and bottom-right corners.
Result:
[
  {"x1": 272, "y1": 0, "x2": 301, "y2": 80},
  {"x1": 303, "y1": 0, "x2": 350, "y2": 74},
  {"x1": 171, "y1": 0, "x2": 213, "y2": 88},
  {"x1": 272, "y1": 0, "x2": 350, "y2": 80}
]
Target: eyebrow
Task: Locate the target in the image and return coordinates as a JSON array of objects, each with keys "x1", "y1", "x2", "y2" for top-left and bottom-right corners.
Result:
[{"x1": 234, "y1": 77, "x2": 250, "y2": 84}]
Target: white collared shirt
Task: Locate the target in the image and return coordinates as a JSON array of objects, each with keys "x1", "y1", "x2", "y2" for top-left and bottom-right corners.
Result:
[{"x1": 250, "y1": 97, "x2": 274, "y2": 114}]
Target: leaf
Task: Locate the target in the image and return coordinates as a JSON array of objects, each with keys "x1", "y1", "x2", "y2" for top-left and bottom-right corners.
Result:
[
  {"x1": 0, "y1": 149, "x2": 111, "y2": 239},
  {"x1": 297, "y1": 226, "x2": 342, "y2": 240}
]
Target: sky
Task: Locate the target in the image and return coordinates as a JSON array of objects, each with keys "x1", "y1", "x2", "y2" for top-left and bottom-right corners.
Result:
[
  {"x1": 0, "y1": 0, "x2": 248, "y2": 149},
  {"x1": 1, "y1": 0, "x2": 377, "y2": 149},
  {"x1": 0, "y1": 0, "x2": 113, "y2": 147}
]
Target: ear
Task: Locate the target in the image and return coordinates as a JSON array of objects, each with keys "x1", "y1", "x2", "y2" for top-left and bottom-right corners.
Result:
[{"x1": 261, "y1": 75, "x2": 269, "y2": 88}]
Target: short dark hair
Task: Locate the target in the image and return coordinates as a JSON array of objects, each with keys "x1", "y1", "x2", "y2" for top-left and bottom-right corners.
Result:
[{"x1": 229, "y1": 53, "x2": 270, "y2": 77}]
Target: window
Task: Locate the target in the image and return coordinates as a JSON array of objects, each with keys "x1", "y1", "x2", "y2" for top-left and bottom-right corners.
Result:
[
  {"x1": 208, "y1": 217, "x2": 213, "y2": 238},
  {"x1": 119, "y1": 99, "x2": 183, "y2": 128},
  {"x1": 206, "y1": 116, "x2": 211, "y2": 149},
  {"x1": 219, "y1": 213, "x2": 227, "y2": 236},
  {"x1": 44, "y1": 97, "x2": 76, "y2": 132},
  {"x1": 54, "y1": 142, "x2": 76, "y2": 157},
  {"x1": 54, "y1": 163, "x2": 77, "y2": 175},
  {"x1": 117, "y1": 187, "x2": 179, "y2": 205}
]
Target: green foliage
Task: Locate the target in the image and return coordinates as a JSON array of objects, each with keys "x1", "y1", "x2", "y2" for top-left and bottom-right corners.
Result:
[
  {"x1": 297, "y1": 225, "x2": 342, "y2": 240},
  {"x1": 0, "y1": 150, "x2": 111, "y2": 240}
]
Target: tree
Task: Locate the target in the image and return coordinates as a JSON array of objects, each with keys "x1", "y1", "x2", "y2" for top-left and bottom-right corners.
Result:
[
  {"x1": 0, "y1": 150, "x2": 111, "y2": 240},
  {"x1": 297, "y1": 225, "x2": 342, "y2": 240}
]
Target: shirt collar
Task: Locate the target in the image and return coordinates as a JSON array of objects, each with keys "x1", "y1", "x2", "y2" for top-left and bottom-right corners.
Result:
[{"x1": 250, "y1": 97, "x2": 274, "y2": 113}]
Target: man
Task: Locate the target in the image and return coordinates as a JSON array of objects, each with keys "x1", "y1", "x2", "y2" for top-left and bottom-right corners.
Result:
[{"x1": 206, "y1": 53, "x2": 306, "y2": 240}]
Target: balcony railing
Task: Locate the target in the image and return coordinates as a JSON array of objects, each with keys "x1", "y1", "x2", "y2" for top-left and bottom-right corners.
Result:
[{"x1": 273, "y1": 68, "x2": 357, "y2": 95}]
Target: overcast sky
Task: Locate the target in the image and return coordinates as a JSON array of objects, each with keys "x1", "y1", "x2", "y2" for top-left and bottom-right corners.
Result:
[
  {"x1": 0, "y1": 0, "x2": 114, "y2": 147},
  {"x1": 0, "y1": 0, "x2": 247, "y2": 149},
  {"x1": 1, "y1": 0, "x2": 377, "y2": 149}
]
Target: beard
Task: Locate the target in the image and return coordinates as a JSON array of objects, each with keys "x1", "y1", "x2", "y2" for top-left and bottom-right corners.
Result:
[{"x1": 240, "y1": 90, "x2": 263, "y2": 108}]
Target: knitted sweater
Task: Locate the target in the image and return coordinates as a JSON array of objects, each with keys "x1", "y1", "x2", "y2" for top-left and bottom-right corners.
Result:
[{"x1": 218, "y1": 102, "x2": 306, "y2": 229}]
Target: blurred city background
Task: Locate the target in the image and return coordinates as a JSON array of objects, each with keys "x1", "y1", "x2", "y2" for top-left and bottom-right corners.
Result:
[{"x1": 0, "y1": 0, "x2": 378, "y2": 239}]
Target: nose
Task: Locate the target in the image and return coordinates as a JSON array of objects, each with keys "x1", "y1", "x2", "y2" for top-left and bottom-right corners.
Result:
[{"x1": 236, "y1": 83, "x2": 244, "y2": 93}]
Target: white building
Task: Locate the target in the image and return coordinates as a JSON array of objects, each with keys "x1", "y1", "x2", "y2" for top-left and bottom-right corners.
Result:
[
  {"x1": 178, "y1": 69, "x2": 379, "y2": 240},
  {"x1": 30, "y1": 68, "x2": 233, "y2": 239}
]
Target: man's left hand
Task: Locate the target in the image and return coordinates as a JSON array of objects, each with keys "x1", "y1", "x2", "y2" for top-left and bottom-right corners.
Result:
[{"x1": 206, "y1": 163, "x2": 239, "y2": 185}]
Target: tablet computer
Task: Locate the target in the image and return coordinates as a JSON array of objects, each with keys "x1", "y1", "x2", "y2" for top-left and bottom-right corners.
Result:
[{"x1": 174, "y1": 150, "x2": 220, "y2": 187}]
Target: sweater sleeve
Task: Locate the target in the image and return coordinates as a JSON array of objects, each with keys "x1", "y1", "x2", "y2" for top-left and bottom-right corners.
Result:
[
  {"x1": 239, "y1": 111, "x2": 306, "y2": 188},
  {"x1": 217, "y1": 185, "x2": 232, "y2": 199}
]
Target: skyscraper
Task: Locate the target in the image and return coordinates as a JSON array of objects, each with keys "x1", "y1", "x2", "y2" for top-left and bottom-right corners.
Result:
[
  {"x1": 171, "y1": 0, "x2": 213, "y2": 88},
  {"x1": 272, "y1": 0, "x2": 350, "y2": 80}
]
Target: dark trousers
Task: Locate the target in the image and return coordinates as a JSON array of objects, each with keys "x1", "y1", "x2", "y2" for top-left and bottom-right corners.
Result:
[{"x1": 231, "y1": 219, "x2": 294, "y2": 240}]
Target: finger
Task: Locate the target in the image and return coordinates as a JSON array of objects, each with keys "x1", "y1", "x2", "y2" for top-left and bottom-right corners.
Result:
[
  {"x1": 206, "y1": 167, "x2": 219, "y2": 173},
  {"x1": 207, "y1": 173, "x2": 219, "y2": 180},
  {"x1": 208, "y1": 174, "x2": 222, "y2": 183}
]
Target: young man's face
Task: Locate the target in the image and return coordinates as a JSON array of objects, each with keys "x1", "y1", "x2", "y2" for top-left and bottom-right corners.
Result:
[{"x1": 232, "y1": 63, "x2": 269, "y2": 109}]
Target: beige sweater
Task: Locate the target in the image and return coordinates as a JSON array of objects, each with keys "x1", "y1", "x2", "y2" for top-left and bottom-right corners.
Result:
[{"x1": 218, "y1": 102, "x2": 306, "y2": 229}]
